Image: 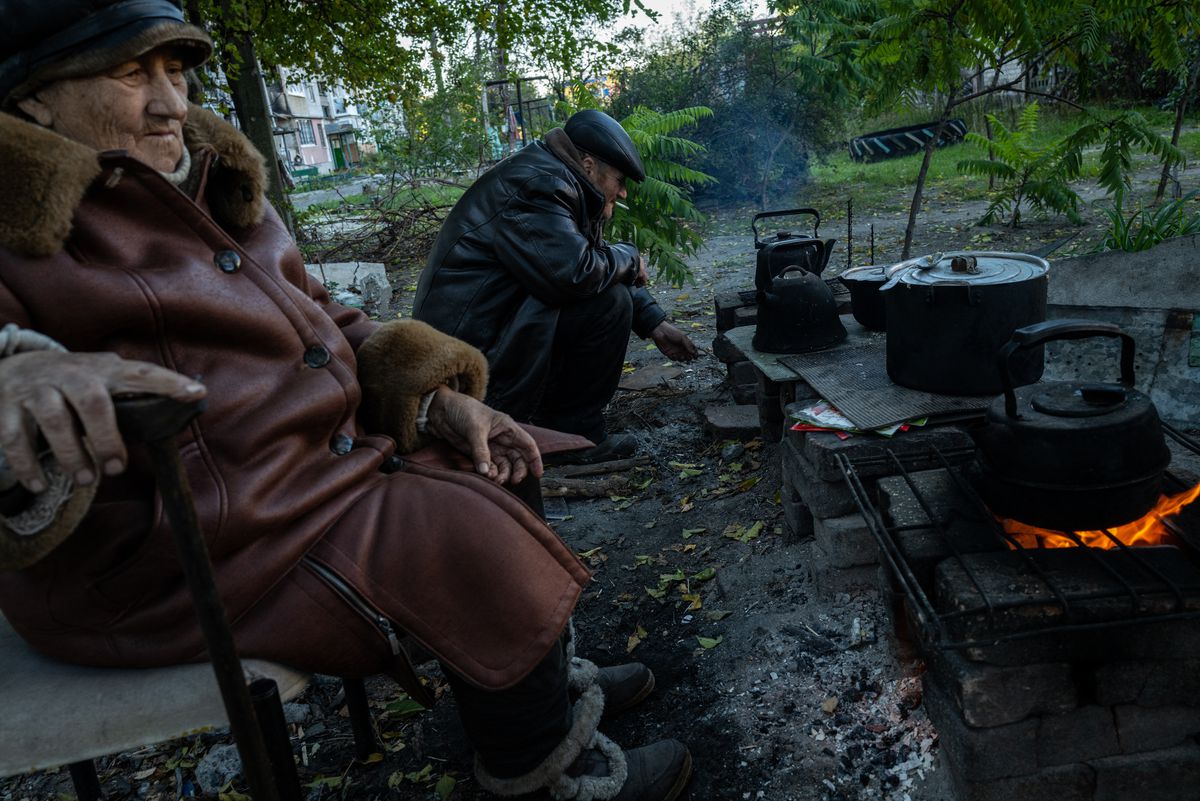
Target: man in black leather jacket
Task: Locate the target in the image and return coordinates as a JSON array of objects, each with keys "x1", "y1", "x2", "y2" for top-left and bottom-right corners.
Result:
[{"x1": 414, "y1": 110, "x2": 698, "y2": 461}]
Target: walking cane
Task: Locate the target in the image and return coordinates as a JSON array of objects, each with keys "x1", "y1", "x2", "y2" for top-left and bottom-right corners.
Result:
[{"x1": 114, "y1": 395, "x2": 297, "y2": 801}]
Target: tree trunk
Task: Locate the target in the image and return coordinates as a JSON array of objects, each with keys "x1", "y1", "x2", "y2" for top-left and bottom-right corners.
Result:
[
  {"x1": 901, "y1": 106, "x2": 952, "y2": 260},
  {"x1": 759, "y1": 124, "x2": 792, "y2": 210},
  {"x1": 213, "y1": 2, "x2": 293, "y2": 233},
  {"x1": 1155, "y1": 55, "x2": 1200, "y2": 205}
]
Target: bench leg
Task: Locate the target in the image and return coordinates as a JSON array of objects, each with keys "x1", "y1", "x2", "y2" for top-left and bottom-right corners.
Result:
[
  {"x1": 68, "y1": 760, "x2": 103, "y2": 801},
  {"x1": 341, "y1": 677, "x2": 381, "y2": 760},
  {"x1": 249, "y1": 678, "x2": 304, "y2": 801}
]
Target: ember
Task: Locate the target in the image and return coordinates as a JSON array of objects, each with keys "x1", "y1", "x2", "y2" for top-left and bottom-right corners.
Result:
[{"x1": 999, "y1": 482, "x2": 1200, "y2": 549}]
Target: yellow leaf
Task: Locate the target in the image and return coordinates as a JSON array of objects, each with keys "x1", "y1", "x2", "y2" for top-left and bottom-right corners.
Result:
[
  {"x1": 681, "y1": 593, "x2": 703, "y2": 610},
  {"x1": 626, "y1": 625, "x2": 648, "y2": 652}
]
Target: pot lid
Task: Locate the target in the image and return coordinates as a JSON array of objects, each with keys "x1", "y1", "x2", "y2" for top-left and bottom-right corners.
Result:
[
  {"x1": 839, "y1": 265, "x2": 886, "y2": 282},
  {"x1": 1029, "y1": 383, "x2": 1128, "y2": 418},
  {"x1": 881, "y1": 251, "x2": 1049, "y2": 290}
]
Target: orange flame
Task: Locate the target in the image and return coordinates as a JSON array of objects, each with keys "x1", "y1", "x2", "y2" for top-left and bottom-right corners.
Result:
[{"x1": 1000, "y1": 483, "x2": 1200, "y2": 549}]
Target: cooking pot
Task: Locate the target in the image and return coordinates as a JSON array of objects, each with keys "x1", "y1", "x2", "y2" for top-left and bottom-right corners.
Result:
[
  {"x1": 838, "y1": 265, "x2": 887, "y2": 331},
  {"x1": 884, "y1": 251, "x2": 1049, "y2": 395},
  {"x1": 971, "y1": 319, "x2": 1171, "y2": 531},
  {"x1": 753, "y1": 266, "x2": 847, "y2": 354}
]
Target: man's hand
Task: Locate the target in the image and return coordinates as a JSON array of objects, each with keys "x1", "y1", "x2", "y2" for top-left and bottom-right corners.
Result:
[
  {"x1": 0, "y1": 351, "x2": 205, "y2": 493},
  {"x1": 650, "y1": 321, "x2": 699, "y2": 362},
  {"x1": 425, "y1": 385, "x2": 543, "y2": 485}
]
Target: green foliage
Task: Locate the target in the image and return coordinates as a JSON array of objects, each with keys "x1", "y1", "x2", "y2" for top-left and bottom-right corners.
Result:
[
  {"x1": 957, "y1": 103, "x2": 1083, "y2": 227},
  {"x1": 610, "y1": 107, "x2": 717, "y2": 287},
  {"x1": 1058, "y1": 109, "x2": 1186, "y2": 204},
  {"x1": 1098, "y1": 192, "x2": 1200, "y2": 252}
]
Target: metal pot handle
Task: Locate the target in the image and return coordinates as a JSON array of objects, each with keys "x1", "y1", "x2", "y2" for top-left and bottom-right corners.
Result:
[
  {"x1": 751, "y1": 208, "x2": 821, "y2": 248},
  {"x1": 998, "y1": 319, "x2": 1136, "y2": 418}
]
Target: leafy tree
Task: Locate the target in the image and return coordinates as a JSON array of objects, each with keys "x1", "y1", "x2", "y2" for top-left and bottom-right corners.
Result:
[
  {"x1": 957, "y1": 103, "x2": 1084, "y2": 227},
  {"x1": 611, "y1": 107, "x2": 717, "y2": 286},
  {"x1": 780, "y1": 0, "x2": 1195, "y2": 259},
  {"x1": 612, "y1": 0, "x2": 846, "y2": 208}
]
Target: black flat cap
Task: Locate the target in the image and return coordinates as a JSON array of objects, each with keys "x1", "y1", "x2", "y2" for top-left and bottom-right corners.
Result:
[{"x1": 563, "y1": 109, "x2": 646, "y2": 182}]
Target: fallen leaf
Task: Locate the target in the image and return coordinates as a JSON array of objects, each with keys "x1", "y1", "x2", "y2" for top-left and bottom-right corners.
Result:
[
  {"x1": 627, "y1": 625, "x2": 648, "y2": 652},
  {"x1": 697, "y1": 635, "x2": 723, "y2": 649},
  {"x1": 821, "y1": 696, "x2": 840, "y2": 715},
  {"x1": 132, "y1": 768, "x2": 156, "y2": 780},
  {"x1": 643, "y1": 520, "x2": 657, "y2": 529},
  {"x1": 436, "y1": 774, "x2": 457, "y2": 799},
  {"x1": 682, "y1": 543, "x2": 697, "y2": 553},
  {"x1": 681, "y1": 527, "x2": 706, "y2": 538},
  {"x1": 578, "y1": 546, "x2": 604, "y2": 559},
  {"x1": 363, "y1": 752, "x2": 384, "y2": 764},
  {"x1": 679, "y1": 496, "x2": 694, "y2": 512},
  {"x1": 736, "y1": 476, "x2": 762, "y2": 492},
  {"x1": 705, "y1": 610, "x2": 733, "y2": 620},
  {"x1": 681, "y1": 593, "x2": 703, "y2": 610},
  {"x1": 645, "y1": 585, "x2": 668, "y2": 600},
  {"x1": 690, "y1": 567, "x2": 716, "y2": 581}
]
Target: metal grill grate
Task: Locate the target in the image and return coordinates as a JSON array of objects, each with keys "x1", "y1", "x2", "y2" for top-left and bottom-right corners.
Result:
[{"x1": 837, "y1": 422, "x2": 1200, "y2": 649}]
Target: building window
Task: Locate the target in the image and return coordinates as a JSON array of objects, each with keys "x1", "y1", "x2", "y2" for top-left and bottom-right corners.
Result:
[
  {"x1": 316, "y1": 123, "x2": 325, "y2": 148},
  {"x1": 306, "y1": 82, "x2": 317, "y2": 102},
  {"x1": 298, "y1": 119, "x2": 315, "y2": 146}
]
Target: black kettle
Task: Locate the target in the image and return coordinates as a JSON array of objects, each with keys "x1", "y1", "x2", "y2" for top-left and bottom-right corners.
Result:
[
  {"x1": 752, "y1": 266, "x2": 847, "y2": 354},
  {"x1": 971, "y1": 319, "x2": 1170, "y2": 531}
]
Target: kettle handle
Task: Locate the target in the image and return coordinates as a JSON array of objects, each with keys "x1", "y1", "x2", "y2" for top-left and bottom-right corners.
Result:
[
  {"x1": 752, "y1": 208, "x2": 821, "y2": 248},
  {"x1": 998, "y1": 319, "x2": 1136, "y2": 418}
]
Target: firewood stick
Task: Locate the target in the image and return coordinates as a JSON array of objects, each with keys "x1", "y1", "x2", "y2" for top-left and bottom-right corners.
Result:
[
  {"x1": 540, "y1": 476, "x2": 633, "y2": 497},
  {"x1": 545, "y1": 457, "x2": 650, "y2": 478}
]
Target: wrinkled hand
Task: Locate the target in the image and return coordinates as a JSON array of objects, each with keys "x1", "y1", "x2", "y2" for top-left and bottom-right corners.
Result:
[
  {"x1": 425, "y1": 385, "x2": 543, "y2": 485},
  {"x1": 650, "y1": 321, "x2": 699, "y2": 362},
  {"x1": 0, "y1": 351, "x2": 205, "y2": 493},
  {"x1": 634, "y1": 256, "x2": 650, "y2": 288}
]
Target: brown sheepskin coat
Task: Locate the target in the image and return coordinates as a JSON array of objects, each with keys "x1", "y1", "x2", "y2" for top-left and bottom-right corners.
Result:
[{"x1": 0, "y1": 106, "x2": 591, "y2": 691}]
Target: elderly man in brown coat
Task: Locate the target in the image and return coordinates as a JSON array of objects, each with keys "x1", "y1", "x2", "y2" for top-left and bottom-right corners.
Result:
[{"x1": 0, "y1": 2, "x2": 690, "y2": 799}]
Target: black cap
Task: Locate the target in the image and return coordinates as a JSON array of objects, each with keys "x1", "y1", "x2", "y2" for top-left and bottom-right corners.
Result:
[
  {"x1": 0, "y1": 0, "x2": 212, "y2": 107},
  {"x1": 563, "y1": 109, "x2": 646, "y2": 182}
]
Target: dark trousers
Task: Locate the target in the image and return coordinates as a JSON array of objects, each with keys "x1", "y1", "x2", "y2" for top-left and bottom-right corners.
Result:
[
  {"x1": 531, "y1": 285, "x2": 633, "y2": 444},
  {"x1": 442, "y1": 624, "x2": 572, "y2": 778}
]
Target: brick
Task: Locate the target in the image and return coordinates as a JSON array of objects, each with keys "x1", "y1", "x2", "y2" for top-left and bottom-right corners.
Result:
[
  {"x1": 703, "y1": 405, "x2": 760, "y2": 439},
  {"x1": 968, "y1": 621, "x2": 1200, "y2": 667},
  {"x1": 781, "y1": 487, "x2": 814, "y2": 541},
  {"x1": 714, "y1": 290, "x2": 756, "y2": 332},
  {"x1": 1038, "y1": 706, "x2": 1121, "y2": 767},
  {"x1": 781, "y1": 437, "x2": 860, "y2": 518},
  {"x1": 1115, "y1": 705, "x2": 1200, "y2": 754},
  {"x1": 730, "y1": 383, "x2": 756, "y2": 405},
  {"x1": 789, "y1": 425, "x2": 975, "y2": 483},
  {"x1": 947, "y1": 762, "x2": 1095, "y2": 801},
  {"x1": 728, "y1": 359, "x2": 757, "y2": 387},
  {"x1": 1091, "y1": 741, "x2": 1200, "y2": 801},
  {"x1": 809, "y1": 540, "x2": 878, "y2": 597},
  {"x1": 928, "y1": 648, "x2": 1077, "y2": 728},
  {"x1": 732, "y1": 305, "x2": 758, "y2": 327},
  {"x1": 1096, "y1": 659, "x2": 1200, "y2": 707},
  {"x1": 813, "y1": 512, "x2": 878, "y2": 568},
  {"x1": 712, "y1": 332, "x2": 747, "y2": 364},
  {"x1": 922, "y1": 671, "x2": 1039, "y2": 781}
]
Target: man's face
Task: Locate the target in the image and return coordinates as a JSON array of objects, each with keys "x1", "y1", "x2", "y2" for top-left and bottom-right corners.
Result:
[
  {"x1": 582, "y1": 156, "x2": 628, "y2": 222},
  {"x1": 18, "y1": 47, "x2": 189, "y2": 173}
]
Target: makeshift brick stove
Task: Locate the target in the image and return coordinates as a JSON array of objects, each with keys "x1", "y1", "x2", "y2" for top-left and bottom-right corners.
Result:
[{"x1": 837, "y1": 425, "x2": 1200, "y2": 801}]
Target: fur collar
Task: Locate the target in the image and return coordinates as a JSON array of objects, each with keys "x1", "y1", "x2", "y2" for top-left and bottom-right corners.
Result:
[{"x1": 0, "y1": 105, "x2": 267, "y2": 258}]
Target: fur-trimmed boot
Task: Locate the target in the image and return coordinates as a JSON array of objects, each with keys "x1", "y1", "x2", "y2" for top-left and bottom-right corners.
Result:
[
  {"x1": 566, "y1": 623, "x2": 654, "y2": 719},
  {"x1": 475, "y1": 683, "x2": 692, "y2": 801}
]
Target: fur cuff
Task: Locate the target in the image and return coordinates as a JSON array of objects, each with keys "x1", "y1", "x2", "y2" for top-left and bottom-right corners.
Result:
[
  {"x1": 475, "y1": 683, "x2": 628, "y2": 800},
  {"x1": 355, "y1": 320, "x2": 488, "y2": 453},
  {"x1": 565, "y1": 619, "x2": 600, "y2": 692},
  {"x1": 0, "y1": 456, "x2": 96, "y2": 571}
]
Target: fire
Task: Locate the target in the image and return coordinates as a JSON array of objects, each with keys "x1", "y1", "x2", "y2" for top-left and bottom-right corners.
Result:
[{"x1": 1000, "y1": 482, "x2": 1200, "y2": 549}]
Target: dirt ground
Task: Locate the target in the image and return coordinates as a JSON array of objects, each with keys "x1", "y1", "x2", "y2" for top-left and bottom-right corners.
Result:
[{"x1": 4, "y1": 158, "x2": 1196, "y2": 801}]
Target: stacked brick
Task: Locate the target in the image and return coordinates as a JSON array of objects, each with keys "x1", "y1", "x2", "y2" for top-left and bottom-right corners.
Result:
[{"x1": 711, "y1": 290, "x2": 758, "y2": 405}]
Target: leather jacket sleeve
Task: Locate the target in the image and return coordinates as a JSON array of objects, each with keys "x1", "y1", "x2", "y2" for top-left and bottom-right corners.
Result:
[
  {"x1": 494, "y1": 173, "x2": 638, "y2": 304},
  {"x1": 631, "y1": 287, "x2": 668, "y2": 339}
]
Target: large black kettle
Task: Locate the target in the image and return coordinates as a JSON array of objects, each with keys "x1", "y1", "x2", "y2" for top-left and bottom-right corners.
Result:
[
  {"x1": 752, "y1": 266, "x2": 847, "y2": 354},
  {"x1": 971, "y1": 319, "x2": 1170, "y2": 531}
]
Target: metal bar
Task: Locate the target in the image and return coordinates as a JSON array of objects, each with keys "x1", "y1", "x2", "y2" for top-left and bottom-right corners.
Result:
[
  {"x1": 1098, "y1": 528, "x2": 1187, "y2": 611},
  {"x1": 844, "y1": 445, "x2": 976, "y2": 470},
  {"x1": 932, "y1": 446, "x2": 1076, "y2": 618},
  {"x1": 1162, "y1": 516, "x2": 1200, "y2": 558},
  {"x1": 342, "y1": 677, "x2": 382, "y2": 760},
  {"x1": 142, "y1": 437, "x2": 281, "y2": 801},
  {"x1": 249, "y1": 678, "x2": 304, "y2": 801},
  {"x1": 1164, "y1": 422, "x2": 1200, "y2": 456},
  {"x1": 68, "y1": 760, "x2": 103, "y2": 801},
  {"x1": 885, "y1": 449, "x2": 996, "y2": 629},
  {"x1": 836, "y1": 453, "x2": 947, "y2": 644},
  {"x1": 939, "y1": 608, "x2": 1200, "y2": 650},
  {"x1": 1061, "y1": 531, "x2": 1142, "y2": 616}
]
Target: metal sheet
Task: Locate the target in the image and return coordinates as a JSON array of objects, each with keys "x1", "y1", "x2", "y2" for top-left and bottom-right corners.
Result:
[{"x1": 780, "y1": 341, "x2": 992, "y2": 429}]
